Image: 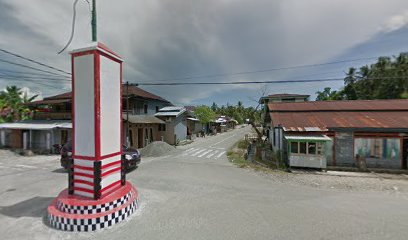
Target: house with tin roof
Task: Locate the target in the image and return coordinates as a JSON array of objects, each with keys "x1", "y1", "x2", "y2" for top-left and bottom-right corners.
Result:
[
  {"x1": 265, "y1": 99, "x2": 408, "y2": 169},
  {"x1": 155, "y1": 106, "x2": 189, "y2": 145}
]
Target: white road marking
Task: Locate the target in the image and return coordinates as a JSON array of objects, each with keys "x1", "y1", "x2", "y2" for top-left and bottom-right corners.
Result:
[
  {"x1": 191, "y1": 149, "x2": 206, "y2": 156},
  {"x1": 182, "y1": 148, "x2": 200, "y2": 156},
  {"x1": 206, "y1": 150, "x2": 219, "y2": 158},
  {"x1": 209, "y1": 134, "x2": 236, "y2": 147},
  {"x1": 215, "y1": 151, "x2": 226, "y2": 159},
  {"x1": 184, "y1": 148, "x2": 196, "y2": 153},
  {"x1": 198, "y1": 150, "x2": 213, "y2": 158}
]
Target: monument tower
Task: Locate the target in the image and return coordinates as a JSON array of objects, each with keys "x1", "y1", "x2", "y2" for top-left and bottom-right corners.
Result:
[{"x1": 47, "y1": 1, "x2": 139, "y2": 231}]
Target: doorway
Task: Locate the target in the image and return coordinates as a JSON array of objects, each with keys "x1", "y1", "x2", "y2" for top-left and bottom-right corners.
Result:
[
  {"x1": 61, "y1": 130, "x2": 68, "y2": 145},
  {"x1": 137, "y1": 128, "x2": 143, "y2": 148},
  {"x1": 403, "y1": 138, "x2": 408, "y2": 169}
]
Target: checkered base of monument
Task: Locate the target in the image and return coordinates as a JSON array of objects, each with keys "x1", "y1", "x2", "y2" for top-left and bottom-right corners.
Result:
[{"x1": 47, "y1": 182, "x2": 139, "y2": 231}]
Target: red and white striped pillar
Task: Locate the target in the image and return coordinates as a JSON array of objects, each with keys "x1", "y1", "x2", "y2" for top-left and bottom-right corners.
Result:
[
  {"x1": 70, "y1": 42, "x2": 124, "y2": 199},
  {"x1": 47, "y1": 43, "x2": 138, "y2": 231}
]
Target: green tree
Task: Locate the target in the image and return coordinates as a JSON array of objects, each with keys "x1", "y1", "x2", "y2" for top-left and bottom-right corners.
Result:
[
  {"x1": 315, "y1": 87, "x2": 342, "y2": 101},
  {"x1": 211, "y1": 102, "x2": 218, "y2": 112},
  {"x1": 318, "y1": 53, "x2": 408, "y2": 100},
  {"x1": 0, "y1": 86, "x2": 37, "y2": 122},
  {"x1": 194, "y1": 105, "x2": 216, "y2": 125}
]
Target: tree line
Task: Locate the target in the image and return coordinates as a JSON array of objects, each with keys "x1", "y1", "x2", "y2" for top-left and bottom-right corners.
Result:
[
  {"x1": 193, "y1": 101, "x2": 261, "y2": 125},
  {"x1": 316, "y1": 53, "x2": 408, "y2": 101}
]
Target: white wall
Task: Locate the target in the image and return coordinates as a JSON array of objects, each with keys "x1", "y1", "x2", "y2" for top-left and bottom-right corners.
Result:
[
  {"x1": 99, "y1": 55, "x2": 121, "y2": 156},
  {"x1": 74, "y1": 54, "x2": 95, "y2": 156}
]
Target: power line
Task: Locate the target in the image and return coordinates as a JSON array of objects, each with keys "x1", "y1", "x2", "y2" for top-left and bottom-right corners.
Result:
[
  {"x1": 139, "y1": 56, "x2": 379, "y2": 83},
  {"x1": 58, "y1": 0, "x2": 80, "y2": 54},
  {"x1": 0, "y1": 48, "x2": 71, "y2": 75},
  {"x1": 0, "y1": 77, "x2": 69, "y2": 90},
  {"x1": 136, "y1": 76, "x2": 408, "y2": 86},
  {"x1": 0, "y1": 69, "x2": 71, "y2": 79},
  {"x1": 0, "y1": 59, "x2": 70, "y2": 78},
  {"x1": 0, "y1": 74, "x2": 71, "y2": 82}
]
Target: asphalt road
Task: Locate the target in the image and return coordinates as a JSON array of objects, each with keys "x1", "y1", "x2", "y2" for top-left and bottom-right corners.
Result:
[{"x1": 0, "y1": 125, "x2": 408, "y2": 239}]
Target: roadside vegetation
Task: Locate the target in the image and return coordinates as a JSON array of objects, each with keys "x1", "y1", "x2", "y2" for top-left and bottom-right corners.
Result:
[
  {"x1": 227, "y1": 138, "x2": 286, "y2": 173},
  {"x1": 0, "y1": 86, "x2": 37, "y2": 123},
  {"x1": 316, "y1": 53, "x2": 408, "y2": 100}
]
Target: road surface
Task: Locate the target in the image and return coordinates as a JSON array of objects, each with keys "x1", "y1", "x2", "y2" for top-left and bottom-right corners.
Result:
[{"x1": 0, "y1": 125, "x2": 407, "y2": 239}]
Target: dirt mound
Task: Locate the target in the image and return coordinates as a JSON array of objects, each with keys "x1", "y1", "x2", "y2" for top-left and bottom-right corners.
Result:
[{"x1": 140, "y1": 141, "x2": 177, "y2": 157}]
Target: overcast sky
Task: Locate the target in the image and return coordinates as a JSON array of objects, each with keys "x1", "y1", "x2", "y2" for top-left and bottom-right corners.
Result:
[{"x1": 1, "y1": 0, "x2": 408, "y2": 106}]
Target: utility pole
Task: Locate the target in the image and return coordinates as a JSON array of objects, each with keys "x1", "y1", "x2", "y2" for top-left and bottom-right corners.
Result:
[{"x1": 91, "y1": 0, "x2": 97, "y2": 42}]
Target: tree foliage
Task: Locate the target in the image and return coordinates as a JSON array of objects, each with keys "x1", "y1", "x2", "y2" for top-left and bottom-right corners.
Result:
[
  {"x1": 316, "y1": 53, "x2": 408, "y2": 100},
  {"x1": 0, "y1": 86, "x2": 37, "y2": 123},
  {"x1": 194, "y1": 105, "x2": 216, "y2": 124},
  {"x1": 210, "y1": 101, "x2": 261, "y2": 125}
]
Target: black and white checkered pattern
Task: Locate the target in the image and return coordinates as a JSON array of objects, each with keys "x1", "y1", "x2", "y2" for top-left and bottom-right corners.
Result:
[
  {"x1": 49, "y1": 198, "x2": 139, "y2": 232},
  {"x1": 57, "y1": 191, "x2": 132, "y2": 214}
]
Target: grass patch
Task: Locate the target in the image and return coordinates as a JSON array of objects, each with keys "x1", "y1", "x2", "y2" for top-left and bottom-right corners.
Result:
[{"x1": 228, "y1": 139, "x2": 287, "y2": 174}]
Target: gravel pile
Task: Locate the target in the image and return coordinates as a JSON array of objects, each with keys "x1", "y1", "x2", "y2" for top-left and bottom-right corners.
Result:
[{"x1": 140, "y1": 141, "x2": 177, "y2": 157}]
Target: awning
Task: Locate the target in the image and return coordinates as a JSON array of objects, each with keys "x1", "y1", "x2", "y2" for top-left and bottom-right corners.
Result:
[
  {"x1": 284, "y1": 135, "x2": 332, "y2": 141},
  {"x1": 0, "y1": 120, "x2": 72, "y2": 130}
]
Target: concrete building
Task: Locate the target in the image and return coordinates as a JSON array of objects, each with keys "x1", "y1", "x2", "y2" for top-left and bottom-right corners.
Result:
[
  {"x1": 155, "y1": 106, "x2": 188, "y2": 145},
  {"x1": 265, "y1": 99, "x2": 408, "y2": 170},
  {"x1": 0, "y1": 85, "x2": 172, "y2": 153}
]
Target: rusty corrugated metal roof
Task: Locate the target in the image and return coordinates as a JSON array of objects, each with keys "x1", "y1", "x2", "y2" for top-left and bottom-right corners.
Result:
[
  {"x1": 268, "y1": 99, "x2": 408, "y2": 131},
  {"x1": 268, "y1": 99, "x2": 408, "y2": 112},
  {"x1": 272, "y1": 111, "x2": 408, "y2": 130}
]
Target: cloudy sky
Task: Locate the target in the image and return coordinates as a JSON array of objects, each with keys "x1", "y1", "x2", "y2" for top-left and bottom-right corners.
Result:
[{"x1": 1, "y1": 0, "x2": 408, "y2": 106}]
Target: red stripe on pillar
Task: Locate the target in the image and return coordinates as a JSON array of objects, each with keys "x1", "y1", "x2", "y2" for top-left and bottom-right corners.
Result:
[
  {"x1": 100, "y1": 180, "x2": 121, "y2": 197},
  {"x1": 74, "y1": 172, "x2": 94, "y2": 179},
  {"x1": 74, "y1": 179, "x2": 94, "y2": 187},
  {"x1": 73, "y1": 165, "x2": 94, "y2": 171},
  {"x1": 101, "y1": 167, "x2": 121, "y2": 178},
  {"x1": 74, "y1": 187, "x2": 94, "y2": 194},
  {"x1": 101, "y1": 160, "x2": 121, "y2": 170}
]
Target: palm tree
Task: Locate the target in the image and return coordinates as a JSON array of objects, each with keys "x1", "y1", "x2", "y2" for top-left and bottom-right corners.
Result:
[{"x1": 0, "y1": 86, "x2": 37, "y2": 122}]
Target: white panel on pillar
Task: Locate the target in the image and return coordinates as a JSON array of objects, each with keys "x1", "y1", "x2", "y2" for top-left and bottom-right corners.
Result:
[
  {"x1": 100, "y1": 55, "x2": 121, "y2": 156},
  {"x1": 74, "y1": 55, "x2": 95, "y2": 157}
]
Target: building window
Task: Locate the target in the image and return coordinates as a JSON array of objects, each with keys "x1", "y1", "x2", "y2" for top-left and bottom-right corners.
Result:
[
  {"x1": 290, "y1": 142, "x2": 298, "y2": 154},
  {"x1": 317, "y1": 142, "x2": 323, "y2": 155},
  {"x1": 308, "y1": 142, "x2": 316, "y2": 154},
  {"x1": 156, "y1": 106, "x2": 159, "y2": 113},
  {"x1": 299, "y1": 142, "x2": 307, "y2": 154},
  {"x1": 273, "y1": 129, "x2": 276, "y2": 145},
  {"x1": 144, "y1": 104, "x2": 148, "y2": 114},
  {"x1": 158, "y1": 124, "x2": 166, "y2": 132},
  {"x1": 290, "y1": 141, "x2": 323, "y2": 155},
  {"x1": 370, "y1": 139, "x2": 382, "y2": 158}
]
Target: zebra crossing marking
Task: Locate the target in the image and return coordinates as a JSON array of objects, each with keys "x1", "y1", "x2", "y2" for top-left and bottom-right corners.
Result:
[
  {"x1": 181, "y1": 148, "x2": 226, "y2": 159},
  {"x1": 206, "y1": 150, "x2": 219, "y2": 158},
  {"x1": 190, "y1": 149, "x2": 206, "y2": 156},
  {"x1": 198, "y1": 149, "x2": 213, "y2": 158},
  {"x1": 215, "y1": 151, "x2": 226, "y2": 159}
]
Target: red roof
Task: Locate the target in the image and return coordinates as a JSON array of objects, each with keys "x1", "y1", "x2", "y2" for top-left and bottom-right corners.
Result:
[
  {"x1": 44, "y1": 92, "x2": 72, "y2": 100},
  {"x1": 123, "y1": 85, "x2": 170, "y2": 103},
  {"x1": 269, "y1": 99, "x2": 408, "y2": 112},
  {"x1": 267, "y1": 93, "x2": 310, "y2": 98},
  {"x1": 268, "y1": 99, "x2": 408, "y2": 131},
  {"x1": 30, "y1": 85, "x2": 170, "y2": 105}
]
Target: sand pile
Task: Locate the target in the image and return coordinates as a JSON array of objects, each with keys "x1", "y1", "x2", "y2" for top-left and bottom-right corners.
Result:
[{"x1": 140, "y1": 141, "x2": 177, "y2": 157}]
